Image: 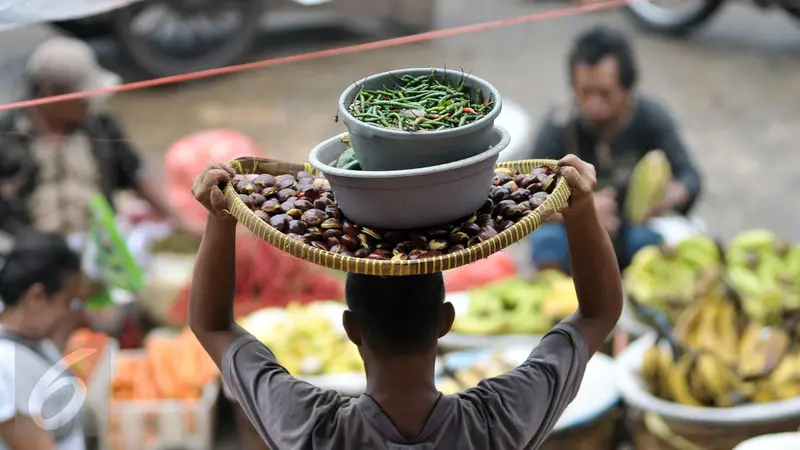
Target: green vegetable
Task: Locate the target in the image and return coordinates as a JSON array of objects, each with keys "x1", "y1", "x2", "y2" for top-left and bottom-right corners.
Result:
[
  {"x1": 335, "y1": 148, "x2": 361, "y2": 171},
  {"x1": 347, "y1": 70, "x2": 494, "y2": 132}
]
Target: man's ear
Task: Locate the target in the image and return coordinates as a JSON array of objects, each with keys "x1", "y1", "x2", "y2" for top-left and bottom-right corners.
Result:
[
  {"x1": 343, "y1": 310, "x2": 362, "y2": 346},
  {"x1": 438, "y1": 302, "x2": 455, "y2": 338}
]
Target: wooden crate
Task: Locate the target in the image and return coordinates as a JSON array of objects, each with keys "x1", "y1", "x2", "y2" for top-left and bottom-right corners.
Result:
[{"x1": 96, "y1": 350, "x2": 220, "y2": 450}]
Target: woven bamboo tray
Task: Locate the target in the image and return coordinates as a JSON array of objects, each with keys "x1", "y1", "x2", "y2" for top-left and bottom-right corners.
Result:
[{"x1": 223, "y1": 157, "x2": 571, "y2": 276}]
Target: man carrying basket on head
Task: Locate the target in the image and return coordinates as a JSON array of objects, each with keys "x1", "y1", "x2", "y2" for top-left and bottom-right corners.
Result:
[{"x1": 187, "y1": 154, "x2": 622, "y2": 449}]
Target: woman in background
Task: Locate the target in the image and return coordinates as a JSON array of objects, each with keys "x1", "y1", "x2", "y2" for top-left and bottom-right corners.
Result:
[{"x1": 0, "y1": 230, "x2": 86, "y2": 450}]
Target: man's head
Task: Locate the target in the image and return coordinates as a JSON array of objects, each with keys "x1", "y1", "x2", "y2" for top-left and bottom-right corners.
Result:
[
  {"x1": 569, "y1": 26, "x2": 638, "y2": 126},
  {"x1": 27, "y1": 36, "x2": 121, "y2": 126},
  {"x1": 343, "y1": 273, "x2": 454, "y2": 360}
]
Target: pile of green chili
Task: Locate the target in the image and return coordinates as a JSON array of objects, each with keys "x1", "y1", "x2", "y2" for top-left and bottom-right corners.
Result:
[{"x1": 347, "y1": 72, "x2": 494, "y2": 132}]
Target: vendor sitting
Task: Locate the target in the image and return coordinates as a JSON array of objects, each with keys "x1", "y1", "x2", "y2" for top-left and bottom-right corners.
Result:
[{"x1": 529, "y1": 26, "x2": 702, "y2": 272}]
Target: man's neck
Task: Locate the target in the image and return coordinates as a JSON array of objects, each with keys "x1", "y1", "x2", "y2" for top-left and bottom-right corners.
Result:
[{"x1": 364, "y1": 353, "x2": 440, "y2": 440}]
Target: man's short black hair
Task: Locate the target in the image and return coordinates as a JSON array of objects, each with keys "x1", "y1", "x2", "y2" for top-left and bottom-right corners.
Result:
[
  {"x1": 0, "y1": 230, "x2": 81, "y2": 307},
  {"x1": 345, "y1": 273, "x2": 445, "y2": 355},
  {"x1": 569, "y1": 25, "x2": 638, "y2": 90}
]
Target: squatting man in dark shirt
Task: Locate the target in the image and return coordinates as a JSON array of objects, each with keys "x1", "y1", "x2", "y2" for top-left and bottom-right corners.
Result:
[
  {"x1": 529, "y1": 26, "x2": 703, "y2": 271},
  {"x1": 188, "y1": 155, "x2": 622, "y2": 449}
]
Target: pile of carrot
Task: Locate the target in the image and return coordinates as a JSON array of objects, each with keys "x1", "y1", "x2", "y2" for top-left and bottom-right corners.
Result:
[
  {"x1": 110, "y1": 328, "x2": 218, "y2": 401},
  {"x1": 64, "y1": 328, "x2": 109, "y2": 383},
  {"x1": 168, "y1": 235, "x2": 344, "y2": 323}
]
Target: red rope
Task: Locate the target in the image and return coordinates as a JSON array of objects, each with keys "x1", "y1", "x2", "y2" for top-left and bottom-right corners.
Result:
[{"x1": 0, "y1": 0, "x2": 627, "y2": 111}]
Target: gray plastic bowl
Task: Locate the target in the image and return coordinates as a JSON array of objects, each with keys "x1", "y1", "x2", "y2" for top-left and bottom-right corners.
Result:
[
  {"x1": 338, "y1": 68, "x2": 503, "y2": 171},
  {"x1": 308, "y1": 126, "x2": 511, "y2": 230}
]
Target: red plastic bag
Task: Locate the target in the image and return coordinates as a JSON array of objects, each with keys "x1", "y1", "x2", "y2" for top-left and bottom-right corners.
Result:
[
  {"x1": 164, "y1": 130, "x2": 264, "y2": 230},
  {"x1": 444, "y1": 251, "x2": 518, "y2": 292}
]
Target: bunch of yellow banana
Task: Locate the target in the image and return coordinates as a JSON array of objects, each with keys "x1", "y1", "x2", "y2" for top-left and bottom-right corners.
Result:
[
  {"x1": 640, "y1": 289, "x2": 800, "y2": 407},
  {"x1": 725, "y1": 229, "x2": 800, "y2": 326},
  {"x1": 624, "y1": 235, "x2": 721, "y2": 323},
  {"x1": 242, "y1": 302, "x2": 364, "y2": 375},
  {"x1": 625, "y1": 149, "x2": 672, "y2": 225}
]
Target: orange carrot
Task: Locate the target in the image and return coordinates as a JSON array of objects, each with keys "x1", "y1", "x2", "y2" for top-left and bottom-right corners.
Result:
[{"x1": 145, "y1": 337, "x2": 177, "y2": 398}]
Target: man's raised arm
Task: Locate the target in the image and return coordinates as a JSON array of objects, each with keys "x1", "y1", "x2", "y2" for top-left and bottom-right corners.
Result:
[
  {"x1": 559, "y1": 155, "x2": 623, "y2": 355},
  {"x1": 188, "y1": 164, "x2": 246, "y2": 368}
]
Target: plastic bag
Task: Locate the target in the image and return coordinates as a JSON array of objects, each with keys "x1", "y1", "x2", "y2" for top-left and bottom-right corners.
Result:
[
  {"x1": 85, "y1": 194, "x2": 145, "y2": 297},
  {"x1": 164, "y1": 129, "x2": 264, "y2": 231},
  {"x1": 444, "y1": 251, "x2": 518, "y2": 292}
]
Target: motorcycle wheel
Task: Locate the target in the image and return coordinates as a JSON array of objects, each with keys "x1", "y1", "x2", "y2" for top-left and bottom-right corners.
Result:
[
  {"x1": 781, "y1": 2, "x2": 800, "y2": 21},
  {"x1": 623, "y1": 0, "x2": 725, "y2": 36},
  {"x1": 112, "y1": 0, "x2": 264, "y2": 79},
  {"x1": 52, "y1": 17, "x2": 113, "y2": 39}
]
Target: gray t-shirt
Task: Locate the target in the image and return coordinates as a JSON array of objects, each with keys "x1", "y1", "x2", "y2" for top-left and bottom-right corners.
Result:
[{"x1": 223, "y1": 322, "x2": 588, "y2": 450}]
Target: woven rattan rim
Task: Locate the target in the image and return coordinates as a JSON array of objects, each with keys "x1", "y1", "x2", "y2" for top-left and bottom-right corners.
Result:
[{"x1": 224, "y1": 157, "x2": 571, "y2": 276}]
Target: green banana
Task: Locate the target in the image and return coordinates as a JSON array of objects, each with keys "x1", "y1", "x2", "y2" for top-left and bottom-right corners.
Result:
[
  {"x1": 675, "y1": 235, "x2": 720, "y2": 275},
  {"x1": 726, "y1": 265, "x2": 763, "y2": 298},
  {"x1": 625, "y1": 149, "x2": 672, "y2": 225}
]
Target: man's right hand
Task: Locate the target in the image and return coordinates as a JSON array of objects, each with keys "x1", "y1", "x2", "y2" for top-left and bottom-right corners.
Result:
[
  {"x1": 594, "y1": 187, "x2": 620, "y2": 237},
  {"x1": 191, "y1": 163, "x2": 237, "y2": 221}
]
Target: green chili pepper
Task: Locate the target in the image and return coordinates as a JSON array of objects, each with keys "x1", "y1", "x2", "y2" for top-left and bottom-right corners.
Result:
[{"x1": 347, "y1": 71, "x2": 494, "y2": 131}]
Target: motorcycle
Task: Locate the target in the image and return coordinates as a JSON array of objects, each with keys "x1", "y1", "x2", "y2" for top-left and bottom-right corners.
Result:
[
  {"x1": 53, "y1": 0, "x2": 267, "y2": 79},
  {"x1": 6, "y1": 0, "x2": 434, "y2": 79},
  {"x1": 624, "y1": 0, "x2": 800, "y2": 36}
]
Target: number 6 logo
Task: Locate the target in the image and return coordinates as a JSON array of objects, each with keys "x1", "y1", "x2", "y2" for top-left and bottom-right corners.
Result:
[{"x1": 28, "y1": 348, "x2": 96, "y2": 431}]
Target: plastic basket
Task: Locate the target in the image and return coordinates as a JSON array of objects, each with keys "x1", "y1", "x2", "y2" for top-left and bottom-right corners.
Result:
[
  {"x1": 617, "y1": 333, "x2": 800, "y2": 449},
  {"x1": 223, "y1": 157, "x2": 571, "y2": 276}
]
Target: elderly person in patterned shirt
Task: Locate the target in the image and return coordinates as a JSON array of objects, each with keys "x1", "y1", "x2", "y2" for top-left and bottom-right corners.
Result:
[{"x1": 0, "y1": 36, "x2": 201, "y2": 239}]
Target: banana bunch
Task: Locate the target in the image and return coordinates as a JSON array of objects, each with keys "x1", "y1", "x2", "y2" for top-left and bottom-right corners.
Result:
[
  {"x1": 725, "y1": 229, "x2": 800, "y2": 326},
  {"x1": 624, "y1": 235, "x2": 721, "y2": 323},
  {"x1": 243, "y1": 302, "x2": 364, "y2": 375},
  {"x1": 625, "y1": 149, "x2": 672, "y2": 225},
  {"x1": 641, "y1": 289, "x2": 800, "y2": 407},
  {"x1": 452, "y1": 270, "x2": 577, "y2": 335},
  {"x1": 437, "y1": 352, "x2": 514, "y2": 395}
]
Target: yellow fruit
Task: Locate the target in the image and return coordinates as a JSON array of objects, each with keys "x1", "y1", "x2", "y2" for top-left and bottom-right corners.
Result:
[
  {"x1": 541, "y1": 279, "x2": 579, "y2": 321},
  {"x1": 737, "y1": 325, "x2": 789, "y2": 379},
  {"x1": 667, "y1": 353, "x2": 703, "y2": 406},
  {"x1": 625, "y1": 149, "x2": 672, "y2": 225}
]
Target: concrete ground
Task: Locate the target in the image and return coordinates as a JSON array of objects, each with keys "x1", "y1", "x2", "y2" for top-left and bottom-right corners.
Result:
[{"x1": 1, "y1": 0, "x2": 799, "y2": 447}]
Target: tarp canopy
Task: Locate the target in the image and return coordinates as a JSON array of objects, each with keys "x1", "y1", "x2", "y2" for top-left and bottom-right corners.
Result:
[{"x1": 0, "y1": 0, "x2": 143, "y2": 31}]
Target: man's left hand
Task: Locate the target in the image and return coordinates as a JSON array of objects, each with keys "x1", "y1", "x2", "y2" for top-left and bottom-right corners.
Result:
[{"x1": 649, "y1": 181, "x2": 690, "y2": 217}]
